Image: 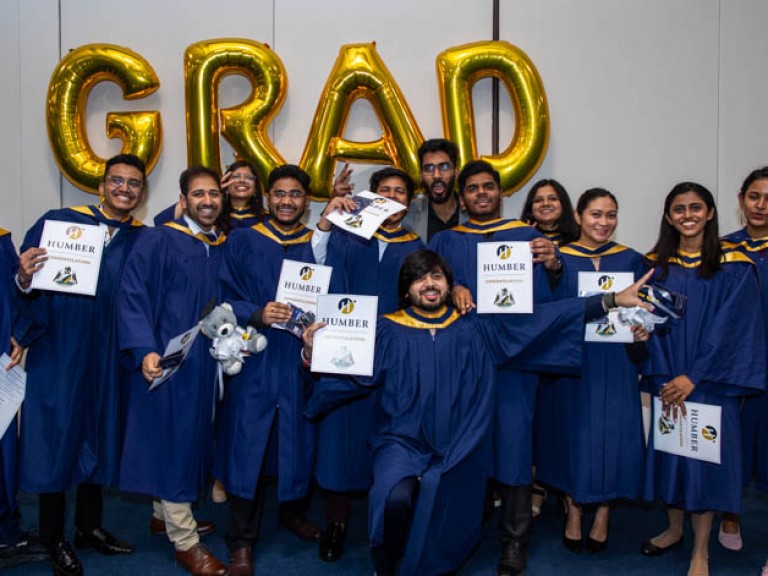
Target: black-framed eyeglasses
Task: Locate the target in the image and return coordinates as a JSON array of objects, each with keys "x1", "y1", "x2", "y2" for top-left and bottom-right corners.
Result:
[
  {"x1": 269, "y1": 190, "x2": 306, "y2": 199},
  {"x1": 106, "y1": 175, "x2": 144, "y2": 191}
]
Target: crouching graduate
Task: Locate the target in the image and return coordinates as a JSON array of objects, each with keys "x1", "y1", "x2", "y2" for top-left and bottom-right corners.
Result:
[{"x1": 301, "y1": 249, "x2": 652, "y2": 576}]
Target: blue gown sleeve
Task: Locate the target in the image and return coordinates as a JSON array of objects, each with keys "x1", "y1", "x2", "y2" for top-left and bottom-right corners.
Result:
[{"x1": 688, "y1": 263, "x2": 766, "y2": 396}]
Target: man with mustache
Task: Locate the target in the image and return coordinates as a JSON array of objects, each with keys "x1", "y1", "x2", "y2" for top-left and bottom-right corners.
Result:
[
  {"x1": 118, "y1": 165, "x2": 229, "y2": 576},
  {"x1": 404, "y1": 138, "x2": 467, "y2": 242},
  {"x1": 214, "y1": 165, "x2": 354, "y2": 576},
  {"x1": 428, "y1": 160, "x2": 562, "y2": 576},
  {"x1": 14, "y1": 154, "x2": 148, "y2": 575},
  {"x1": 301, "y1": 249, "x2": 650, "y2": 576}
]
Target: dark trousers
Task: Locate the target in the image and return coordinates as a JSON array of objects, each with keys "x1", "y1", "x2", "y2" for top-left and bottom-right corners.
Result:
[
  {"x1": 322, "y1": 489, "x2": 352, "y2": 525},
  {"x1": 39, "y1": 483, "x2": 102, "y2": 545},
  {"x1": 370, "y1": 476, "x2": 419, "y2": 576},
  {"x1": 225, "y1": 476, "x2": 266, "y2": 551}
]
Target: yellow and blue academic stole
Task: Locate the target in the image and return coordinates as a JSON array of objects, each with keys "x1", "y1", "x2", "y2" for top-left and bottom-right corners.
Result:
[
  {"x1": 721, "y1": 235, "x2": 768, "y2": 257},
  {"x1": 559, "y1": 241, "x2": 629, "y2": 259},
  {"x1": 0, "y1": 228, "x2": 9, "y2": 238},
  {"x1": 452, "y1": 218, "x2": 531, "y2": 236},
  {"x1": 69, "y1": 205, "x2": 144, "y2": 229},
  {"x1": 373, "y1": 226, "x2": 420, "y2": 244},
  {"x1": 719, "y1": 242, "x2": 756, "y2": 265},
  {"x1": 542, "y1": 229, "x2": 562, "y2": 246},
  {"x1": 646, "y1": 244, "x2": 753, "y2": 268},
  {"x1": 385, "y1": 306, "x2": 460, "y2": 330},
  {"x1": 230, "y1": 208, "x2": 259, "y2": 222},
  {"x1": 163, "y1": 221, "x2": 226, "y2": 246},
  {"x1": 250, "y1": 219, "x2": 313, "y2": 246}
]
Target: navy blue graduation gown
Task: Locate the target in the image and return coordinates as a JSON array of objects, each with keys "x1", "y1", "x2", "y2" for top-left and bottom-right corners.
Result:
[
  {"x1": 429, "y1": 218, "x2": 557, "y2": 485},
  {"x1": 358, "y1": 300, "x2": 584, "y2": 576},
  {"x1": 642, "y1": 247, "x2": 766, "y2": 513},
  {"x1": 723, "y1": 228, "x2": 768, "y2": 491},
  {"x1": 14, "y1": 206, "x2": 144, "y2": 492},
  {"x1": 214, "y1": 220, "x2": 317, "y2": 501},
  {"x1": 0, "y1": 231, "x2": 18, "y2": 523},
  {"x1": 118, "y1": 221, "x2": 224, "y2": 502},
  {"x1": 315, "y1": 226, "x2": 424, "y2": 492},
  {"x1": 535, "y1": 242, "x2": 646, "y2": 503}
]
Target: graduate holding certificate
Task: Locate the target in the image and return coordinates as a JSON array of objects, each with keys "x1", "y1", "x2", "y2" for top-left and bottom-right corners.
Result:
[
  {"x1": 428, "y1": 160, "x2": 563, "y2": 576},
  {"x1": 302, "y1": 250, "x2": 653, "y2": 576},
  {"x1": 534, "y1": 188, "x2": 648, "y2": 554},
  {"x1": 312, "y1": 167, "x2": 424, "y2": 562},
  {"x1": 14, "y1": 154, "x2": 148, "y2": 574},
  {"x1": 0, "y1": 229, "x2": 47, "y2": 569},
  {"x1": 215, "y1": 165, "x2": 338, "y2": 575},
  {"x1": 640, "y1": 183, "x2": 766, "y2": 576}
]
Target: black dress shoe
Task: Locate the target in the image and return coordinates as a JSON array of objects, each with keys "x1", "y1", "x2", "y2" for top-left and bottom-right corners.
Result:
[
  {"x1": 585, "y1": 536, "x2": 607, "y2": 553},
  {"x1": 0, "y1": 532, "x2": 49, "y2": 568},
  {"x1": 318, "y1": 522, "x2": 347, "y2": 562},
  {"x1": 74, "y1": 528, "x2": 134, "y2": 555},
  {"x1": 496, "y1": 540, "x2": 527, "y2": 576},
  {"x1": 562, "y1": 531, "x2": 583, "y2": 554},
  {"x1": 47, "y1": 539, "x2": 83, "y2": 576},
  {"x1": 641, "y1": 535, "x2": 683, "y2": 556}
]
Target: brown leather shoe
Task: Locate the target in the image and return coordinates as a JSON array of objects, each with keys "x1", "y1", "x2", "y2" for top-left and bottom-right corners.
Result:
[
  {"x1": 150, "y1": 517, "x2": 215, "y2": 537},
  {"x1": 229, "y1": 547, "x2": 253, "y2": 576},
  {"x1": 175, "y1": 543, "x2": 229, "y2": 576},
  {"x1": 278, "y1": 514, "x2": 321, "y2": 541}
]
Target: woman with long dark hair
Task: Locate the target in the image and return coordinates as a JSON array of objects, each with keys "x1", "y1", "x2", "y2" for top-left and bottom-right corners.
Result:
[
  {"x1": 535, "y1": 188, "x2": 647, "y2": 553},
  {"x1": 640, "y1": 182, "x2": 765, "y2": 576},
  {"x1": 522, "y1": 178, "x2": 580, "y2": 516},
  {"x1": 520, "y1": 179, "x2": 579, "y2": 246}
]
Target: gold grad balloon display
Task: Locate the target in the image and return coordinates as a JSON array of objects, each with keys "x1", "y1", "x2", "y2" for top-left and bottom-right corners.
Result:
[
  {"x1": 437, "y1": 40, "x2": 549, "y2": 195},
  {"x1": 300, "y1": 43, "x2": 424, "y2": 200},
  {"x1": 185, "y1": 39, "x2": 287, "y2": 190},
  {"x1": 46, "y1": 44, "x2": 162, "y2": 194}
]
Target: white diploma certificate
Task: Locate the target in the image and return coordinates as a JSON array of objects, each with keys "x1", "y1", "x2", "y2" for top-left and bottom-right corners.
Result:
[
  {"x1": 274, "y1": 259, "x2": 332, "y2": 317},
  {"x1": 311, "y1": 294, "x2": 378, "y2": 376},
  {"x1": 148, "y1": 324, "x2": 201, "y2": 391},
  {"x1": 324, "y1": 191, "x2": 406, "y2": 240},
  {"x1": 476, "y1": 241, "x2": 533, "y2": 314},
  {"x1": 31, "y1": 220, "x2": 106, "y2": 296},
  {"x1": 0, "y1": 354, "x2": 25, "y2": 438},
  {"x1": 652, "y1": 397, "x2": 722, "y2": 464},
  {"x1": 579, "y1": 271, "x2": 635, "y2": 343}
]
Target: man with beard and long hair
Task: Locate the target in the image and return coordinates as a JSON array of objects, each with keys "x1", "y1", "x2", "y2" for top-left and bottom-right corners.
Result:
[
  {"x1": 301, "y1": 249, "x2": 652, "y2": 576},
  {"x1": 404, "y1": 138, "x2": 467, "y2": 242}
]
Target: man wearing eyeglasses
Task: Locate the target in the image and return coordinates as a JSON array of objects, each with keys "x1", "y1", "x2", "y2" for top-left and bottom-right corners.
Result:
[
  {"x1": 14, "y1": 154, "x2": 147, "y2": 576},
  {"x1": 118, "y1": 165, "x2": 229, "y2": 576},
  {"x1": 213, "y1": 164, "x2": 346, "y2": 576},
  {"x1": 403, "y1": 138, "x2": 467, "y2": 242}
]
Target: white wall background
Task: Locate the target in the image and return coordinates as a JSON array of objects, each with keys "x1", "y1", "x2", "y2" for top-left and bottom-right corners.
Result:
[{"x1": 1, "y1": 0, "x2": 766, "y2": 252}]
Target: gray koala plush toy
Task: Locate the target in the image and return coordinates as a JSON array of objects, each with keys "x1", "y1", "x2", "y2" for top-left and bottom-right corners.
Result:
[{"x1": 200, "y1": 303, "x2": 267, "y2": 375}]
